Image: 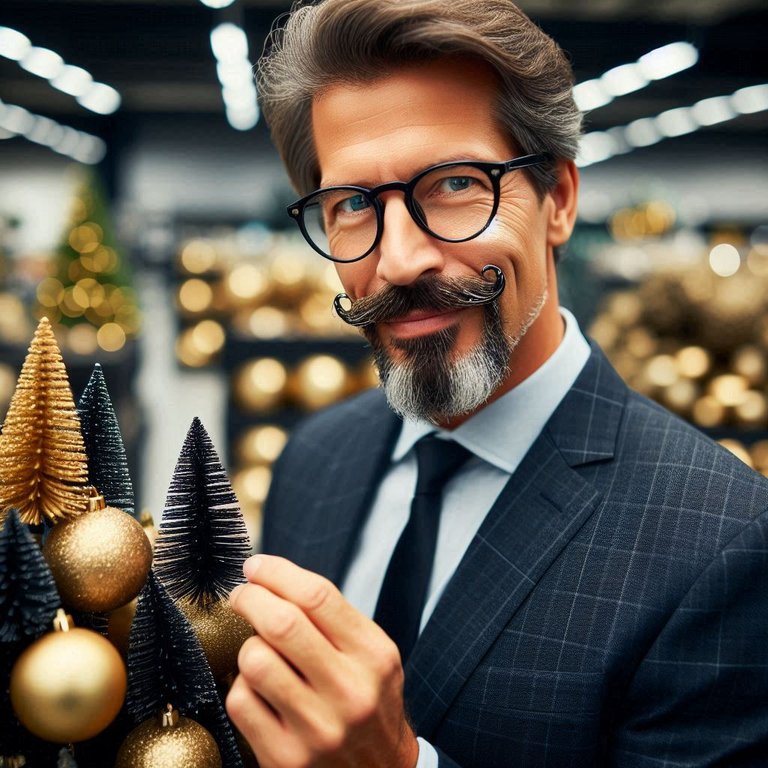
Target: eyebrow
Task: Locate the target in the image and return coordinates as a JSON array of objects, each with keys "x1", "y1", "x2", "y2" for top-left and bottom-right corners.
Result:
[{"x1": 321, "y1": 154, "x2": 493, "y2": 189}]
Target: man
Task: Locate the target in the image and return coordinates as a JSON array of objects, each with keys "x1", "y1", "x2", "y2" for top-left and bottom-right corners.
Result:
[{"x1": 226, "y1": 2, "x2": 768, "y2": 766}]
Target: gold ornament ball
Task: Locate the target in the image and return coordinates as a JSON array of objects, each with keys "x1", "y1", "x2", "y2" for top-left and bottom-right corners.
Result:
[
  {"x1": 292, "y1": 354, "x2": 349, "y2": 411},
  {"x1": 108, "y1": 597, "x2": 139, "y2": 656},
  {"x1": 115, "y1": 713, "x2": 222, "y2": 768},
  {"x1": 179, "y1": 599, "x2": 253, "y2": 682},
  {"x1": 10, "y1": 626, "x2": 127, "y2": 743},
  {"x1": 43, "y1": 505, "x2": 153, "y2": 613}
]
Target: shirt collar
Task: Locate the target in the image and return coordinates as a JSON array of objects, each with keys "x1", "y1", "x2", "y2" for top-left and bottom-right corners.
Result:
[{"x1": 392, "y1": 307, "x2": 591, "y2": 473}]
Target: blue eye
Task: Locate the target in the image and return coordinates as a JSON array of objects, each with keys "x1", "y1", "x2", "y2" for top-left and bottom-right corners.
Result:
[
  {"x1": 443, "y1": 177, "x2": 473, "y2": 192},
  {"x1": 338, "y1": 194, "x2": 371, "y2": 213}
]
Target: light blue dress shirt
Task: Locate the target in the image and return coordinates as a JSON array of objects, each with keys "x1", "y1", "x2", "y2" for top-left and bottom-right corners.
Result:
[{"x1": 340, "y1": 308, "x2": 591, "y2": 767}]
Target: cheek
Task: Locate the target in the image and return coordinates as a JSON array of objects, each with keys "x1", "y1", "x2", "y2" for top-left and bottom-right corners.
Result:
[{"x1": 335, "y1": 262, "x2": 374, "y2": 299}]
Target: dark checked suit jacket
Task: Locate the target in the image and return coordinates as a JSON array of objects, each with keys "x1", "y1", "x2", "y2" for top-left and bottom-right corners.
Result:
[{"x1": 261, "y1": 343, "x2": 768, "y2": 767}]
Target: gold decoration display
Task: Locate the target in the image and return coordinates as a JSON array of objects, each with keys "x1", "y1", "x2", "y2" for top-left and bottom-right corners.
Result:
[
  {"x1": 108, "y1": 597, "x2": 138, "y2": 657},
  {"x1": 0, "y1": 317, "x2": 90, "y2": 525},
  {"x1": 9, "y1": 609, "x2": 127, "y2": 743},
  {"x1": 233, "y1": 358, "x2": 288, "y2": 413},
  {"x1": 291, "y1": 354, "x2": 350, "y2": 411},
  {"x1": 115, "y1": 706, "x2": 222, "y2": 768},
  {"x1": 178, "y1": 599, "x2": 253, "y2": 683},
  {"x1": 43, "y1": 488, "x2": 153, "y2": 612}
]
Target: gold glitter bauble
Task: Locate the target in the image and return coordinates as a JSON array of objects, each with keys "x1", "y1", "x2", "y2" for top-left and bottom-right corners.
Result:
[
  {"x1": 108, "y1": 597, "x2": 138, "y2": 656},
  {"x1": 43, "y1": 494, "x2": 153, "y2": 613},
  {"x1": 179, "y1": 599, "x2": 253, "y2": 682},
  {"x1": 10, "y1": 613, "x2": 126, "y2": 743},
  {"x1": 115, "y1": 709, "x2": 222, "y2": 768}
]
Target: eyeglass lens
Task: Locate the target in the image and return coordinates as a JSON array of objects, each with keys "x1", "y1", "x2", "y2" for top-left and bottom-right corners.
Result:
[{"x1": 301, "y1": 163, "x2": 497, "y2": 261}]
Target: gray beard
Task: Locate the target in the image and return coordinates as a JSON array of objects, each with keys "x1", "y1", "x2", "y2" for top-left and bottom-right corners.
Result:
[{"x1": 367, "y1": 292, "x2": 547, "y2": 425}]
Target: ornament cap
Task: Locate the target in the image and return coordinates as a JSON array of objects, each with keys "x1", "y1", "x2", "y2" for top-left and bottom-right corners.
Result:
[
  {"x1": 161, "y1": 704, "x2": 180, "y2": 728},
  {"x1": 53, "y1": 608, "x2": 74, "y2": 633},
  {"x1": 88, "y1": 487, "x2": 107, "y2": 512}
]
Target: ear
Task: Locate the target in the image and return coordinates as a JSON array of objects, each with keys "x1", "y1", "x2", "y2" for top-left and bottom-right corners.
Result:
[{"x1": 545, "y1": 159, "x2": 579, "y2": 248}]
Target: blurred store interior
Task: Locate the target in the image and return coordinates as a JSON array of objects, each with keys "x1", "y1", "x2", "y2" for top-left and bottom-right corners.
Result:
[{"x1": 1, "y1": 0, "x2": 767, "y2": 545}]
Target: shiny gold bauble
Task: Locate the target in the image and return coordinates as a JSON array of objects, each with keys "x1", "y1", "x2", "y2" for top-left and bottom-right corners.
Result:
[
  {"x1": 115, "y1": 709, "x2": 221, "y2": 768},
  {"x1": 692, "y1": 394, "x2": 726, "y2": 428},
  {"x1": 235, "y1": 425, "x2": 288, "y2": 466},
  {"x1": 233, "y1": 358, "x2": 288, "y2": 413},
  {"x1": 179, "y1": 599, "x2": 253, "y2": 682},
  {"x1": 108, "y1": 597, "x2": 138, "y2": 656},
  {"x1": 733, "y1": 390, "x2": 768, "y2": 428},
  {"x1": 718, "y1": 439, "x2": 754, "y2": 468},
  {"x1": 292, "y1": 354, "x2": 349, "y2": 411},
  {"x1": 43, "y1": 495, "x2": 153, "y2": 613},
  {"x1": 10, "y1": 615, "x2": 127, "y2": 742}
]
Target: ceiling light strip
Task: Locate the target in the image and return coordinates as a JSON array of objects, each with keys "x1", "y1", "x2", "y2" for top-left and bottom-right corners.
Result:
[
  {"x1": 0, "y1": 99, "x2": 107, "y2": 164},
  {"x1": 574, "y1": 42, "x2": 699, "y2": 112},
  {"x1": 0, "y1": 25, "x2": 121, "y2": 115},
  {"x1": 576, "y1": 83, "x2": 768, "y2": 168},
  {"x1": 209, "y1": 22, "x2": 259, "y2": 131}
]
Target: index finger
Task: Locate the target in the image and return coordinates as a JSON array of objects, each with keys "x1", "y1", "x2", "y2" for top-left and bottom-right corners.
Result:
[{"x1": 236, "y1": 555, "x2": 385, "y2": 652}]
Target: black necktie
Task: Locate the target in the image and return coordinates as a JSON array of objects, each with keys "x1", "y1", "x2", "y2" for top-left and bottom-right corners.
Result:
[{"x1": 373, "y1": 435, "x2": 471, "y2": 664}]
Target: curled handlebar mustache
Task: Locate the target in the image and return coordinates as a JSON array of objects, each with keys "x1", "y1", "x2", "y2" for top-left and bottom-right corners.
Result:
[{"x1": 333, "y1": 264, "x2": 505, "y2": 328}]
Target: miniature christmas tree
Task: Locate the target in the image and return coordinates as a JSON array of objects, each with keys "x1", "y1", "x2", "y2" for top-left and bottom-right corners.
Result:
[
  {"x1": 124, "y1": 571, "x2": 242, "y2": 767},
  {"x1": 0, "y1": 509, "x2": 64, "y2": 765},
  {"x1": 154, "y1": 417, "x2": 251, "y2": 605},
  {"x1": 0, "y1": 317, "x2": 90, "y2": 524},
  {"x1": 153, "y1": 418, "x2": 253, "y2": 682},
  {"x1": 78, "y1": 363, "x2": 135, "y2": 517},
  {"x1": 39, "y1": 169, "x2": 141, "y2": 349}
]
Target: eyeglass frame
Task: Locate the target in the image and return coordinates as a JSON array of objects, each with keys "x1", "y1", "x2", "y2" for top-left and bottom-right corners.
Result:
[{"x1": 286, "y1": 152, "x2": 550, "y2": 263}]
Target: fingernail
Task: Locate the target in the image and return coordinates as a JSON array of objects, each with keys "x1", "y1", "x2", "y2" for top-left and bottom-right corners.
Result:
[{"x1": 244, "y1": 555, "x2": 262, "y2": 579}]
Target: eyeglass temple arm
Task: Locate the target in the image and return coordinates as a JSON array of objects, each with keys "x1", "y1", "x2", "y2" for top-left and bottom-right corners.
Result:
[{"x1": 503, "y1": 153, "x2": 550, "y2": 172}]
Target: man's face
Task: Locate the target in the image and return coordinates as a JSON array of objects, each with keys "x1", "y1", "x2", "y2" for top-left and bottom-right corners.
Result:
[{"x1": 311, "y1": 57, "x2": 576, "y2": 424}]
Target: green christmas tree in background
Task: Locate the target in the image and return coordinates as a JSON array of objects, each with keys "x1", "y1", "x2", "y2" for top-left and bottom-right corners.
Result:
[{"x1": 35, "y1": 169, "x2": 141, "y2": 354}]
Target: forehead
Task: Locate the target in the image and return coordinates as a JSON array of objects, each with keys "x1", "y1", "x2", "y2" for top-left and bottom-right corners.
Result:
[{"x1": 311, "y1": 58, "x2": 514, "y2": 185}]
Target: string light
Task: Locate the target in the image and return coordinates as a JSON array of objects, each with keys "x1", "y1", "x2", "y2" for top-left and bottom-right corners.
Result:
[
  {"x1": 209, "y1": 22, "x2": 259, "y2": 131},
  {"x1": 0, "y1": 25, "x2": 121, "y2": 115},
  {"x1": 574, "y1": 42, "x2": 698, "y2": 112},
  {"x1": 577, "y1": 82, "x2": 768, "y2": 167},
  {"x1": 0, "y1": 99, "x2": 106, "y2": 164}
]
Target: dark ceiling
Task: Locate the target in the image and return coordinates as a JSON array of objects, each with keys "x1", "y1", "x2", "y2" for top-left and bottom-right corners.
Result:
[{"x1": 1, "y1": 0, "x2": 767, "y2": 153}]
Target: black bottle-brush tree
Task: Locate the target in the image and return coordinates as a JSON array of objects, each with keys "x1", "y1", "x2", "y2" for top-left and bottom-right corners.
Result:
[
  {"x1": 153, "y1": 417, "x2": 251, "y2": 605},
  {"x1": 125, "y1": 570, "x2": 243, "y2": 767},
  {"x1": 77, "y1": 363, "x2": 135, "y2": 517},
  {"x1": 0, "y1": 509, "x2": 63, "y2": 764}
]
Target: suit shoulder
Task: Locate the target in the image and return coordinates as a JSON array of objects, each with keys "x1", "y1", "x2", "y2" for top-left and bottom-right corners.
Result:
[
  {"x1": 616, "y1": 387, "x2": 768, "y2": 521},
  {"x1": 287, "y1": 387, "x2": 391, "y2": 446}
]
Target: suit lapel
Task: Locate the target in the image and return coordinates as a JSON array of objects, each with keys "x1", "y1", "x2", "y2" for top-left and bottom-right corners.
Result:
[{"x1": 405, "y1": 344, "x2": 627, "y2": 737}]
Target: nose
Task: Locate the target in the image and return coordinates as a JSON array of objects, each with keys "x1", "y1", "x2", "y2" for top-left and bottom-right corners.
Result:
[{"x1": 375, "y1": 192, "x2": 445, "y2": 286}]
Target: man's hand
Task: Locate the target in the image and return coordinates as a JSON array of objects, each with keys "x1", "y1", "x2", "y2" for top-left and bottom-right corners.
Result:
[{"x1": 226, "y1": 555, "x2": 420, "y2": 768}]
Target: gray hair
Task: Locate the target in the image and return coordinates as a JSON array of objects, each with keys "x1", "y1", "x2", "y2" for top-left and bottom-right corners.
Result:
[{"x1": 257, "y1": 0, "x2": 582, "y2": 199}]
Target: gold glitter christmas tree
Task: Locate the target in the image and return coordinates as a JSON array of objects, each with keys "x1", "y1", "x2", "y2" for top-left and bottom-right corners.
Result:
[{"x1": 0, "y1": 317, "x2": 90, "y2": 524}]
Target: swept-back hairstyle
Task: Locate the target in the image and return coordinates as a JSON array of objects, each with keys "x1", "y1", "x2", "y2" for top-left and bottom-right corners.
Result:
[{"x1": 257, "y1": 0, "x2": 581, "y2": 199}]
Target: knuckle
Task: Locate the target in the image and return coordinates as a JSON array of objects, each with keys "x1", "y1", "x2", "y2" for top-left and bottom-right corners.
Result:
[
  {"x1": 372, "y1": 636, "x2": 403, "y2": 679},
  {"x1": 339, "y1": 678, "x2": 379, "y2": 725},
  {"x1": 237, "y1": 637, "x2": 271, "y2": 682},
  {"x1": 264, "y1": 603, "x2": 301, "y2": 641},
  {"x1": 224, "y1": 681, "x2": 250, "y2": 722},
  {"x1": 306, "y1": 715, "x2": 345, "y2": 755},
  {"x1": 301, "y1": 576, "x2": 334, "y2": 612}
]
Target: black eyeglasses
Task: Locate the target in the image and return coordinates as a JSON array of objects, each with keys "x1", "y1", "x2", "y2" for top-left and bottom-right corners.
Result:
[{"x1": 287, "y1": 153, "x2": 548, "y2": 263}]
